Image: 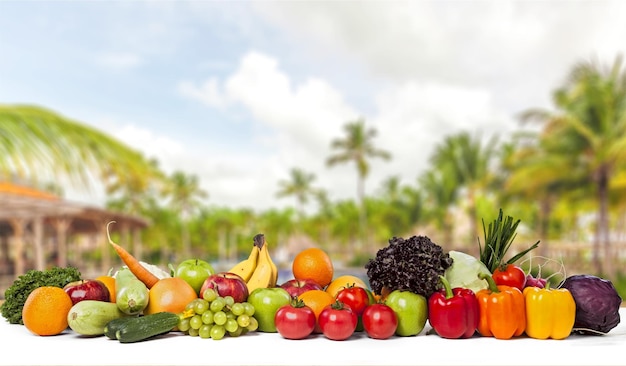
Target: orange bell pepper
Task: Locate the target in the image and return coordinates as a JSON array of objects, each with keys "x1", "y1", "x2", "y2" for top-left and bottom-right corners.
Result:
[
  {"x1": 523, "y1": 285, "x2": 576, "y2": 339},
  {"x1": 476, "y1": 273, "x2": 526, "y2": 339}
]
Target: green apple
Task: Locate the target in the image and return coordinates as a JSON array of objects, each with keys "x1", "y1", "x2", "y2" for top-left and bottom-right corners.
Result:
[
  {"x1": 247, "y1": 287, "x2": 291, "y2": 333},
  {"x1": 173, "y1": 259, "x2": 215, "y2": 296},
  {"x1": 385, "y1": 290, "x2": 427, "y2": 336}
]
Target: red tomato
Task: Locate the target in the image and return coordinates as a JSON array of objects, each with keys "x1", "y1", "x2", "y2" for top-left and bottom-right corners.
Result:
[
  {"x1": 274, "y1": 300, "x2": 316, "y2": 340},
  {"x1": 362, "y1": 303, "x2": 398, "y2": 340},
  {"x1": 336, "y1": 285, "x2": 370, "y2": 316},
  {"x1": 318, "y1": 300, "x2": 358, "y2": 341},
  {"x1": 492, "y1": 264, "x2": 527, "y2": 291}
]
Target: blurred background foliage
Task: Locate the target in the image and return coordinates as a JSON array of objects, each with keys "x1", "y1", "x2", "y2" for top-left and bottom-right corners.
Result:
[{"x1": 1, "y1": 56, "x2": 626, "y2": 299}]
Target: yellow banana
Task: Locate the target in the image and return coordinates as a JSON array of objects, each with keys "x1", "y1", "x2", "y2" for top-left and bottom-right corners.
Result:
[
  {"x1": 227, "y1": 245, "x2": 259, "y2": 282},
  {"x1": 266, "y1": 242, "x2": 278, "y2": 287},
  {"x1": 254, "y1": 233, "x2": 278, "y2": 287},
  {"x1": 246, "y1": 234, "x2": 274, "y2": 293}
]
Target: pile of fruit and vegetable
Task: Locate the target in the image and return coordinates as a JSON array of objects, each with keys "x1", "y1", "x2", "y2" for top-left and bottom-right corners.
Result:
[{"x1": 1, "y1": 210, "x2": 622, "y2": 343}]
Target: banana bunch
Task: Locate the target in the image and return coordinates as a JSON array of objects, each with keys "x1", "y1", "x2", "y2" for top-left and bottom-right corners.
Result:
[{"x1": 227, "y1": 233, "x2": 278, "y2": 293}]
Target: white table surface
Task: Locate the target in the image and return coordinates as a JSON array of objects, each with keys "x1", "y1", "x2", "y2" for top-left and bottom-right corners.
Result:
[{"x1": 2, "y1": 308, "x2": 625, "y2": 366}]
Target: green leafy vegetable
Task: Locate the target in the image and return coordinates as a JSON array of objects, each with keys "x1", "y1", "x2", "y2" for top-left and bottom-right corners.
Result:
[
  {"x1": 444, "y1": 250, "x2": 492, "y2": 294},
  {"x1": 479, "y1": 208, "x2": 539, "y2": 273},
  {"x1": 1, "y1": 266, "x2": 82, "y2": 324}
]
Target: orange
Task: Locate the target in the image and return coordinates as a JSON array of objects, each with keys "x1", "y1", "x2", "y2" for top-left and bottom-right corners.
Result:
[
  {"x1": 292, "y1": 247, "x2": 334, "y2": 288},
  {"x1": 325, "y1": 275, "x2": 368, "y2": 298},
  {"x1": 298, "y1": 289, "x2": 335, "y2": 333},
  {"x1": 95, "y1": 275, "x2": 116, "y2": 303},
  {"x1": 143, "y1": 277, "x2": 197, "y2": 315},
  {"x1": 22, "y1": 286, "x2": 73, "y2": 336}
]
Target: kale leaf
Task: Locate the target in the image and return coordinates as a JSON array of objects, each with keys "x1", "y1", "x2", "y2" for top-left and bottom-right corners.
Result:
[{"x1": 365, "y1": 235, "x2": 452, "y2": 298}]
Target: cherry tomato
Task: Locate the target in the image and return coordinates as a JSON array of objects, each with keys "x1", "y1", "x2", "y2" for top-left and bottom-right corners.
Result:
[
  {"x1": 318, "y1": 300, "x2": 358, "y2": 341},
  {"x1": 274, "y1": 298, "x2": 316, "y2": 340},
  {"x1": 362, "y1": 303, "x2": 398, "y2": 340},
  {"x1": 492, "y1": 264, "x2": 526, "y2": 291},
  {"x1": 336, "y1": 285, "x2": 370, "y2": 316}
]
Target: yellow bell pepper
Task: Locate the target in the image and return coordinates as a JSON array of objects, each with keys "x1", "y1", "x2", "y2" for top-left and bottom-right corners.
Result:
[{"x1": 523, "y1": 285, "x2": 576, "y2": 340}]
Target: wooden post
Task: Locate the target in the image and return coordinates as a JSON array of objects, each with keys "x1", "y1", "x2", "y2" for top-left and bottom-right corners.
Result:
[
  {"x1": 33, "y1": 217, "x2": 44, "y2": 270},
  {"x1": 8, "y1": 218, "x2": 26, "y2": 276},
  {"x1": 53, "y1": 217, "x2": 71, "y2": 268},
  {"x1": 0, "y1": 235, "x2": 11, "y2": 273}
]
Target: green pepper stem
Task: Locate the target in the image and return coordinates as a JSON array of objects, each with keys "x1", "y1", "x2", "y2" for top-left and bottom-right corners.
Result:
[
  {"x1": 478, "y1": 272, "x2": 499, "y2": 293},
  {"x1": 438, "y1": 275, "x2": 454, "y2": 299}
]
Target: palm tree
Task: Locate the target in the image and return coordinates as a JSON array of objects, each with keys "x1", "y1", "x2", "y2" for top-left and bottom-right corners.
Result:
[
  {"x1": 199, "y1": 207, "x2": 238, "y2": 267},
  {"x1": 520, "y1": 55, "x2": 626, "y2": 276},
  {"x1": 310, "y1": 189, "x2": 336, "y2": 253},
  {"x1": 105, "y1": 158, "x2": 166, "y2": 215},
  {"x1": 0, "y1": 104, "x2": 159, "y2": 190},
  {"x1": 328, "y1": 199, "x2": 361, "y2": 259},
  {"x1": 430, "y1": 131, "x2": 497, "y2": 245},
  {"x1": 163, "y1": 171, "x2": 208, "y2": 260},
  {"x1": 276, "y1": 168, "x2": 318, "y2": 221},
  {"x1": 326, "y1": 118, "x2": 391, "y2": 250},
  {"x1": 379, "y1": 175, "x2": 402, "y2": 202},
  {"x1": 373, "y1": 176, "x2": 414, "y2": 239},
  {"x1": 418, "y1": 164, "x2": 459, "y2": 247},
  {"x1": 104, "y1": 158, "x2": 167, "y2": 261},
  {"x1": 502, "y1": 131, "x2": 589, "y2": 257}
]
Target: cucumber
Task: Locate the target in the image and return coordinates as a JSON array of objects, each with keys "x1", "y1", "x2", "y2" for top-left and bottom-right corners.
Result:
[
  {"x1": 104, "y1": 315, "x2": 138, "y2": 340},
  {"x1": 67, "y1": 300, "x2": 127, "y2": 336},
  {"x1": 115, "y1": 312, "x2": 180, "y2": 343},
  {"x1": 115, "y1": 268, "x2": 149, "y2": 315}
]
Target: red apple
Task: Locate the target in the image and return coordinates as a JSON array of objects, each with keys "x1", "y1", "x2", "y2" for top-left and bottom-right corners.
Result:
[
  {"x1": 64, "y1": 279, "x2": 110, "y2": 305},
  {"x1": 199, "y1": 272, "x2": 249, "y2": 303},
  {"x1": 279, "y1": 278, "x2": 323, "y2": 298}
]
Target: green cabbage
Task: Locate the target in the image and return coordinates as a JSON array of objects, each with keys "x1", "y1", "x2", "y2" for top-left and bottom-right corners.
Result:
[{"x1": 444, "y1": 250, "x2": 491, "y2": 294}]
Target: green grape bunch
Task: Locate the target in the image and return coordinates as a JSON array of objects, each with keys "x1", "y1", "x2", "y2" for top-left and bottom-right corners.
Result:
[{"x1": 177, "y1": 288, "x2": 258, "y2": 340}]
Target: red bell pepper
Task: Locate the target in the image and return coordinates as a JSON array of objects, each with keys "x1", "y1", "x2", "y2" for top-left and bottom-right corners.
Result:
[{"x1": 428, "y1": 275, "x2": 479, "y2": 339}]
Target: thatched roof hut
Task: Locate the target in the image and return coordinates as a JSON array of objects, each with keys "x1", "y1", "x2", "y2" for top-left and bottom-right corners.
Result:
[{"x1": 0, "y1": 182, "x2": 148, "y2": 286}]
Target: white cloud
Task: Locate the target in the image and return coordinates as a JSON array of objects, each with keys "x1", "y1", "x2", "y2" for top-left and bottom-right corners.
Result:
[
  {"x1": 113, "y1": 125, "x2": 185, "y2": 166},
  {"x1": 253, "y1": 1, "x2": 626, "y2": 112},
  {"x1": 224, "y1": 51, "x2": 356, "y2": 151},
  {"x1": 178, "y1": 51, "x2": 364, "y2": 207},
  {"x1": 371, "y1": 81, "x2": 513, "y2": 184}
]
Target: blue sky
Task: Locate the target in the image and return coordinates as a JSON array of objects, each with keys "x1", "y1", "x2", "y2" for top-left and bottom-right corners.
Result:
[{"x1": 1, "y1": 1, "x2": 625, "y2": 211}]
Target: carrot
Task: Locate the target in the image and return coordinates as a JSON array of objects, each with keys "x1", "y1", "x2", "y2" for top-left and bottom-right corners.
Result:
[{"x1": 106, "y1": 221, "x2": 160, "y2": 289}]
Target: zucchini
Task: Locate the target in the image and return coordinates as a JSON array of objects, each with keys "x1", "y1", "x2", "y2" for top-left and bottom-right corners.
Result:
[
  {"x1": 115, "y1": 312, "x2": 180, "y2": 343},
  {"x1": 67, "y1": 300, "x2": 127, "y2": 336},
  {"x1": 115, "y1": 268, "x2": 149, "y2": 315},
  {"x1": 104, "y1": 315, "x2": 138, "y2": 340}
]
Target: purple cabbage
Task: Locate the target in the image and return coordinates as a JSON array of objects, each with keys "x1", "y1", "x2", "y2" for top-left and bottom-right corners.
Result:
[{"x1": 560, "y1": 274, "x2": 622, "y2": 335}]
